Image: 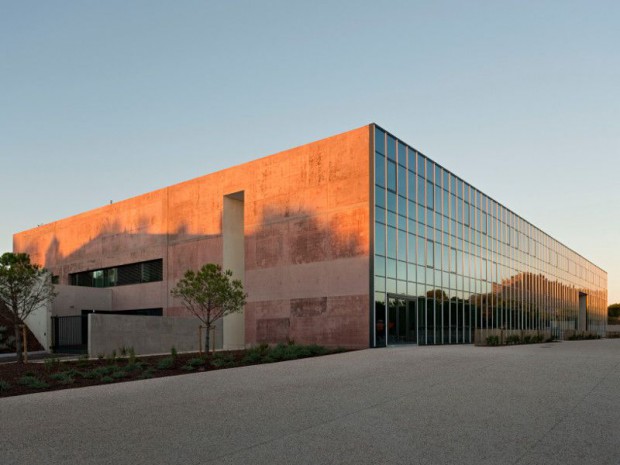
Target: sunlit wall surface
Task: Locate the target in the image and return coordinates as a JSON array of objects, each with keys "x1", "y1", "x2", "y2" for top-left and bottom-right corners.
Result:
[{"x1": 372, "y1": 125, "x2": 607, "y2": 346}]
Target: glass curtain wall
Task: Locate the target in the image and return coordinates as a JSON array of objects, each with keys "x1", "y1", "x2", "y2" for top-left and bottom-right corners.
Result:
[{"x1": 372, "y1": 125, "x2": 607, "y2": 346}]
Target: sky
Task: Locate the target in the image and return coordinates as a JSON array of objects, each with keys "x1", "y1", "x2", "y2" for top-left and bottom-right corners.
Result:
[{"x1": 1, "y1": 1, "x2": 618, "y2": 303}]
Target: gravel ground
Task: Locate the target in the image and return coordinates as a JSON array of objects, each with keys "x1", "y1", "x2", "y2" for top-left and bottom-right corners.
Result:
[{"x1": 1, "y1": 339, "x2": 619, "y2": 465}]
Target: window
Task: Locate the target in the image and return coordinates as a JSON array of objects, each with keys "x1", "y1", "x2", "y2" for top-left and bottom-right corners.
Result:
[{"x1": 70, "y1": 259, "x2": 163, "y2": 288}]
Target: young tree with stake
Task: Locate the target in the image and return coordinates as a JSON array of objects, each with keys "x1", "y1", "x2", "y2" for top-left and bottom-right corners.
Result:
[{"x1": 170, "y1": 263, "x2": 246, "y2": 354}]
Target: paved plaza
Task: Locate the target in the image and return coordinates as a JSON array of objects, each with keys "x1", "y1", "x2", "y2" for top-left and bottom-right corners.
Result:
[{"x1": 1, "y1": 340, "x2": 619, "y2": 465}]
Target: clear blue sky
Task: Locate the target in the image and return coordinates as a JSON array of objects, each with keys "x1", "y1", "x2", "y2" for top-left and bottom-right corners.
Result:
[{"x1": 1, "y1": 1, "x2": 618, "y2": 303}]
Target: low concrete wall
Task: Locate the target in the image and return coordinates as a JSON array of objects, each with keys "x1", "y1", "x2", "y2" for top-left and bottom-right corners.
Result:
[{"x1": 88, "y1": 314, "x2": 222, "y2": 356}]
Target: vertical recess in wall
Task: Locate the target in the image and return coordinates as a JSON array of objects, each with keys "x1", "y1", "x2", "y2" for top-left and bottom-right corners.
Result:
[
  {"x1": 223, "y1": 191, "x2": 245, "y2": 349},
  {"x1": 579, "y1": 292, "x2": 587, "y2": 331}
]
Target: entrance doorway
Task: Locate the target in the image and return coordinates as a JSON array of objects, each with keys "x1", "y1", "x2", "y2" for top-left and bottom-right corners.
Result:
[{"x1": 387, "y1": 296, "x2": 417, "y2": 344}]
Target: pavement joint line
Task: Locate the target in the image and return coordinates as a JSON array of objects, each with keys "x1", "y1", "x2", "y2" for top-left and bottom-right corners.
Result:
[
  {"x1": 202, "y1": 356, "x2": 505, "y2": 464},
  {"x1": 511, "y1": 356, "x2": 620, "y2": 465}
]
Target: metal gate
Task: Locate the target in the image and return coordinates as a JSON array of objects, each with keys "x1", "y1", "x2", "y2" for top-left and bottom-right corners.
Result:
[{"x1": 51, "y1": 315, "x2": 88, "y2": 354}]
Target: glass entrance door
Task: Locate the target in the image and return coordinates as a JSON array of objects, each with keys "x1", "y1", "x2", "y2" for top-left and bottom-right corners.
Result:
[{"x1": 387, "y1": 296, "x2": 417, "y2": 344}]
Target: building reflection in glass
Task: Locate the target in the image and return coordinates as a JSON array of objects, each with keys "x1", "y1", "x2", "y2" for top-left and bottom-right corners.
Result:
[{"x1": 373, "y1": 125, "x2": 607, "y2": 346}]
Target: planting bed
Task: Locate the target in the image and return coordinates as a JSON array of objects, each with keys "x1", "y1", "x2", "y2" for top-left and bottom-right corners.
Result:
[{"x1": 0, "y1": 343, "x2": 345, "y2": 398}]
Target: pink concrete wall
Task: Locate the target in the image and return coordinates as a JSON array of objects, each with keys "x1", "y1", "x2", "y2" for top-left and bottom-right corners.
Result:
[{"x1": 14, "y1": 125, "x2": 372, "y2": 348}]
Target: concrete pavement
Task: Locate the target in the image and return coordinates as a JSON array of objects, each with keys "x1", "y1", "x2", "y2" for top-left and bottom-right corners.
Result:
[{"x1": 1, "y1": 340, "x2": 619, "y2": 465}]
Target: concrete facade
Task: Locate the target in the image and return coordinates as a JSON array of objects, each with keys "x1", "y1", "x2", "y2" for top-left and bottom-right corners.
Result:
[
  {"x1": 14, "y1": 126, "x2": 372, "y2": 349},
  {"x1": 88, "y1": 313, "x2": 217, "y2": 356}
]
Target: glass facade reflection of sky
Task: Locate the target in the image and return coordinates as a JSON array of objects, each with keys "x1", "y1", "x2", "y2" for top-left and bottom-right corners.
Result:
[{"x1": 373, "y1": 125, "x2": 607, "y2": 346}]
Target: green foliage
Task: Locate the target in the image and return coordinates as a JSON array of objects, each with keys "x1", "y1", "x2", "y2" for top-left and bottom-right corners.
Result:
[
  {"x1": 170, "y1": 263, "x2": 247, "y2": 353},
  {"x1": 241, "y1": 343, "x2": 332, "y2": 364},
  {"x1": 111, "y1": 370, "x2": 128, "y2": 379},
  {"x1": 242, "y1": 343, "x2": 270, "y2": 364},
  {"x1": 505, "y1": 335, "x2": 521, "y2": 345},
  {"x1": 186, "y1": 357, "x2": 206, "y2": 368},
  {"x1": 77, "y1": 354, "x2": 90, "y2": 367},
  {"x1": 608, "y1": 303, "x2": 620, "y2": 318},
  {"x1": 170, "y1": 346, "x2": 178, "y2": 359},
  {"x1": 157, "y1": 357, "x2": 174, "y2": 370},
  {"x1": 139, "y1": 368, "x2": 155, "y2": 379},
  {"x1": 0, "y1": 379, "x2": 11, "y2": 391},
  {"x1": 18, "y1": 375, "x2": 49, "y2": 389},
  {"x1": 210, "y1": 352, "x2": 236, "y2": 368},
  {"x1": 486, "y1": 335, "x2": 500, "y2": 346},
  {"x1": 100, "y1": 376, "x2": 114, "y2": 383},
  {"x1": 49, "y1": 372, "x2": 75, "y2": 385},
  {"x1": 127, "y1": 347, "x2": 137, "y2": 366},
  {"x1": 0, "y1": 252, "x2": 57, "y2": 363}
]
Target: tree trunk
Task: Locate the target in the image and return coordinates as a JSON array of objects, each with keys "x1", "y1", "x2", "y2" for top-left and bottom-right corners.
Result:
[
  {"x1": 205, "y1": 326, "x2": 210, "y2": 356},
  {"x1": 14, "y1": 324, "x2": 23, "y2": 364}
]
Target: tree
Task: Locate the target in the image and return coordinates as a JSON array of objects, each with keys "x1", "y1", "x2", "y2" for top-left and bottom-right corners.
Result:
[
  {"x1": 170, "y1": 263, "x2": 246, "y2": 354},
  {"x1": 609, "y1": 303, "x2": 620, "y2": 319},
  {"x1": 0, "y1": 252, "x2": 56, "y2": 363}
]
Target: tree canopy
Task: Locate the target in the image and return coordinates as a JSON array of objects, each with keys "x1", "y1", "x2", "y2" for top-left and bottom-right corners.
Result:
[
  {"x1": 170, "y1": 263, "x2": 246, "y2": 353},
  {"x1": 609, "y1": 303, "x2": 620, "y2": 318},
  {"x1": 0, "y1": 252, "x2": 56, "y2": 363}
]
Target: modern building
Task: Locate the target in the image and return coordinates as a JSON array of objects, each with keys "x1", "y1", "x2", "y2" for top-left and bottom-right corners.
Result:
[{"x1": 14, "y1": 124, "x2": 607, "y2": 349}]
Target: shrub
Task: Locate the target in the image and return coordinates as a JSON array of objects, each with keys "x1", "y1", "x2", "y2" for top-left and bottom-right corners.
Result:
[
  {"x1": 210, "y1": 353, "x2": 236, "y2": 368},
  {"x1": 505, "y1": 335, "x2": 521, "y2": 345},
  {"x1": 101, "y1": 376, "x2": 114, "y2": 383},
  {"x1": 139, "y1": 369, "x2": 154, "y2": 379},
  {"x1": 0, "y1": 379, "x2": 11, "y2": 391},
  {"x1": 18, "y1": 375, "x2": 49, "y2": 389},
  {"x1": 242, "y1": 344, "x2": 270, "y2": 364},
  {"x1": 170, "y1": 346, "x2": 178, "y2": 359},
  {"x1": 486, "y1": 335, "x2": 500, "y2": 346},
  {"x1": 50, "y1": 372, "x2": 75, "y2": 385},
  {"x1": 522, "y1": 335, "x2": 532, "y2": 344},
  {"x1": 157, "y1": 357, "x2": 174, "y2": 370},
  {"x1": 111, "y1": 370, "x2": 128, "y2": 379}
]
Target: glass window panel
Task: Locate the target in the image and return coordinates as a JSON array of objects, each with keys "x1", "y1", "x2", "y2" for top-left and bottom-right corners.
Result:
[
  {"x1": 397, "y1": 260, "x2": 407, "y2": 279},
  {"x1": 375, "y1": 255, "x2": 386, "y2": 276},
  {"x1": 387, "y1": 135, "x2": 396, "y2": 160},
  {"x1": 398, "y1": 196, "x2": 407, "y2": 216},
  {"x1": 408, "y1": 263, "x2": 416, "y2": 282},
  {"x1": 426, "y1": 159, "x2": 434, "y2": 182},
  {"x1": 435, "y1": 166, "x2": 442, "y2": 188},
  {"x1": 375, "y1": 206, "x2": 386, "y2": 224},
  {"x1": 387, "y1": 258, "x2": 397, "y2": 278},
  {"x1": 387, "y1": 211, "x2": 397, "y2": 227},
  {"x1": 427, "y1": 240, "x2": 434, "y2": 267},
  {"x1": 375, "y1": 127, "x2": 385, "y2": 154},
  {"x1": 398, "y1": 229, "x2": 407, "y2": 261},
  {"x1": 417, "y1": 239, "x2": 425, "y2": 266},
  {"x1": 417, "y1": 175, "x2": 425, "y2": 205},
  {"x1": 435, "y1": 186, "x2": 442, "y2": 213},
  {"x1": 375, "y1": 186, "x2": 385, "y2": 208},
  {"x1": 408, "y1": 171, "x2": 416, "y2": 201},
  {"x1": 375, "y1": 154, "x2": 385, "y2": 187},
  {"x1": 427, "y1": 180, "x2": 434, "y2": 210},
  {"x1": 387, "y1": 191, "x2": 397, "y2": 212},
  {"x1": 375, "y1": 223, "x2": 386, "y2": 255},
  {"x1": 398, "y1": 166, "x2": 406, "y2": 195},
  {"x1": 398, "y1": 142, "x2": 407, "y2": 166},
  {"x1": 417, "y1": 205, "x2": 425, "y2": 224},
  {"x1": 417, "y1": 153, "x2": 425, "y2": 177},
  {"x1": 387, "y1": 160, "x2": 397, "y2": 191},
  {"x1": 387, "y1": 226, "x2": 396, "y2": 258}
]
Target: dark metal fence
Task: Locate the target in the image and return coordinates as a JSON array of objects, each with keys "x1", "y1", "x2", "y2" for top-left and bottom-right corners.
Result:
[{"x1": 51, "y1": 315, "x2": 88, "y2": 354}]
